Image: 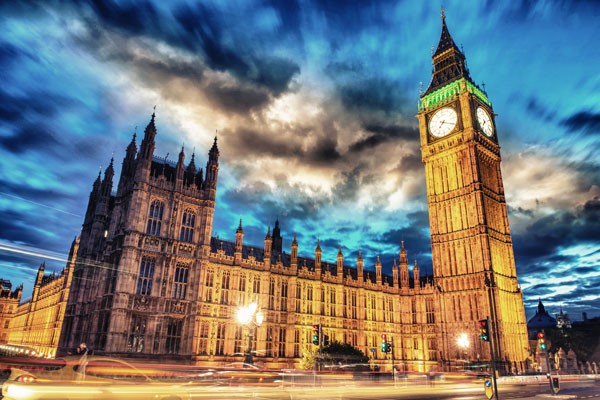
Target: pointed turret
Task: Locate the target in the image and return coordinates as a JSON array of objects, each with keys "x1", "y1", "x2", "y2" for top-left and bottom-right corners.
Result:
[
  {"x1": 136, "y1": 111, "x2": 158, "y2": 182},
  {"x1": 375, "y1": 255, "x2": 382, "y2": 285},
  {"x1": 263, "y1": 225, "x2": 272, "y2": 268},
  {"x1": 336, "y1": 246, "x2": 343, "y2": 277},
  {"x1": 315, "y1": 239, "x2": 322, "y2": 275},
  {"x1": 186, "y1": 153, "x2": 197, "y2": 186},
  {"x1": 235, "y1": 219, "x2": 244, "y2": 250},
  {"x1": 101, "y1": 157, "x2": 114, "y2": 197},
  {"x1": 118, "y1": 129, "x2": 137, "y2": 195},
  {"x1": 413, "y1": 260, "x2": 420, "y2": 288},
  {"x1": 291, "y1": 232, "x2": 298, "y2": 270},
  {"x1": 140, "y1": 111, "x2": 157, "y2": 160},
  {"x1": 187, "y1": 153, "x2": 197, "y2": 173},
  {"x1": 234, "y1": 219, "x2": 243, "y2": 264},
  {"x1": 272, "y1": 219, "x2": 282, "y2": 253},
  {"x1": 392, "y1": 257, "x2": 399, "y2": 287},
  {"x1": 399, "y1": 241, "x2": 409, "y2": 288},
  {"x1": 195, "y1": 167, "x2": 203, "y2": 190},
  {"x1": 36, "y1": 262, "x2": 46, "y2": 284},
  {"x1": 176, "y1": 146, "x2": 185, "y2": 185},
  {"x1": 424, "y1": 10, "x2": 473, "y2": 95},
  {"x1": 32, "y1": 262, "x2": 45, "y2": 301},
  {"x1": 204, "y1": 136, "x2": 219, "y2": 196},
  {"x1": 357, "y1": 251, "x2": 364, "y2": 283}
]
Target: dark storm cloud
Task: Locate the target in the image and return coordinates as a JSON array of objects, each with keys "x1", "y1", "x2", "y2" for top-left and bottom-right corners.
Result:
[
  {"x1": 337, "y1": 78, "x2": 407, "y2": 114},
  {"x1": 77, "y1": 1, "x2": 300, "y2": 96},
  {"x1": 85, "y1": 0, "x2": 160, "y2": 37},
  {"x1": 561, "y1": 110, "x2": 600, "y2": 134},
  {"x1": 349, "y1": 123, "x2": 418, "y2": 153},
  {"x1": 525, "y1": 97, "x2": 555, "y2": 124},
  {"x1": 519, "y1": 197, "x2": 600, "y2": 247},
  {"x1": 0, "y1": 89, "x2": 75, "y2": 123},
  {"x1": 226, "y1": 127, "x2": 301, "y2": 159},
  {"x1": 204, "y1": 82, "x2": 270, "y2": 114},
  {"x1": 398, "y1": 152, "x2": 422, "y2": 173},
  {"x1": 226, "y1": 127, "x2": 341, "y2": 164},
  {"x1": 0, "y1": 123, "x2": 61, "y2": 154},
  {"x1": 172, "y1": 3, "x2": 299, "y2": 95}
]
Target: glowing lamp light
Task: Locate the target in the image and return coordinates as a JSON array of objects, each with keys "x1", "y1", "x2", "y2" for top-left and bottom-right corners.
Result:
[{"x1": 457, "y1": 333, "x2": 470, "y2": 349}]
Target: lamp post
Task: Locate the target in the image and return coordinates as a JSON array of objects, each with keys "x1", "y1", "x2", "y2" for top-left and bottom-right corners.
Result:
[
  {"x1": 236, "y1": 302, "x2": 264, "y2": 366},
  {"x1": 457, "y1": 333, "x2": 470, "y2": 371}
]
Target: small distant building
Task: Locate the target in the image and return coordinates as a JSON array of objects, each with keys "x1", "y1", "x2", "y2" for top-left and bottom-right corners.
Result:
[
  {"x1": 8, "y1": 238, "x2": 78, "y2": 358},
  {"x1": 527, "y1": 299, "x2": 556, "y2": 339},
  {"x1": 0, "y1": 279, "x2": 23, "y2": 342}
]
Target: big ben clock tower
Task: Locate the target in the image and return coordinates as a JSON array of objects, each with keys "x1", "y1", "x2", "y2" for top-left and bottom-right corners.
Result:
[{"x1": 417, "y1": 12, "x2": 528, "y2": 370}]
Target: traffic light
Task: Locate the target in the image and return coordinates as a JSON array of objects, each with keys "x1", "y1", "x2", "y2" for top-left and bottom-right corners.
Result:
[
  {"x1": 537, "y1": 330, "x2": 547, "y2": 351},
  {"x1": 323, "y1": 335, "x2": 330, "y2": 346},
  {"x1": 478, "y1": 319, "x2": 490, "y2": 342},
  {"x1": 312, "y1": 324, "x2": 320, "y2": 345},
  {"x1": 381, "y1": 334, "x2": 390, "y2": 353}
]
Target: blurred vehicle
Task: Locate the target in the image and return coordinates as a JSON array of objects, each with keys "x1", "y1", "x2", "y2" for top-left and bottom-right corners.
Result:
[{"x1": 1, "y1": 356, "x2": 193, "y2": 400}]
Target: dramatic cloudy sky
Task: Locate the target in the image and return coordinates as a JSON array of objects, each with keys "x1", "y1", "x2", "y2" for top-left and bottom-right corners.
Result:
[{"x1": 1, "y1": 1, "x2": 599, "y2": 320}]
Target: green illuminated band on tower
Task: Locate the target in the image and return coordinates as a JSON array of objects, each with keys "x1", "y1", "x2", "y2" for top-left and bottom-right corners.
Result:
[{"x1": 418, "y1": 79, "x2": 490, "y2": 111}]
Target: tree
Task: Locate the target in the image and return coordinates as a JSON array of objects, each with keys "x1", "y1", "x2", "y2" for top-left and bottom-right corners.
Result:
[
  {"x1": 299, "y1": 344, "x2": 319, "y2": 370},
  {"x1": 321, "y1": 341, "x2": 369, "y2": 367}
]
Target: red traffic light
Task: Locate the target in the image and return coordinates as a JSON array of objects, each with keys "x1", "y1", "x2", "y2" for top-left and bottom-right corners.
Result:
[
  {"x1": 381, "y1": 334, "x2": 387, "y2": 341},
  {"x1": 537, "y1": 331, "x2": 544, "y2": 339}
]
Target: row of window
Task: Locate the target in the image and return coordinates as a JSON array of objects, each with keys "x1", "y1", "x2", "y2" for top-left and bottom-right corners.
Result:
[
  {"x1": 137, "y1": 258, "x2": 188, "y2": 300},
  {"x1": 146, "y1": 200, "x2": 196, "y2": 243}
]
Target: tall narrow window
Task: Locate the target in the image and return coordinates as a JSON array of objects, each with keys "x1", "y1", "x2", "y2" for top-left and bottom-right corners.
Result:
[
  {"x1": 278, "y1": 328, "x2": 286, "y2": 357},
  {"x1": 137, "y1": 257, "x2": 155, "y2": 295},
  {"x1": 165, "y1": 319, "x2": 182, "y2": 354},
  {"x1": 266, "y1": 327, "x2": 273, "y2": 357},
  {"x1": 220, "y1": 272, "x2": 230, "y2": 304},
  {"x1": 293, "y1": 329, "x2": 300, "y2": 358},
  {"x1": 268, "y1": 279, "x2": 275, "y2": 310},
  {"x1": 198, "y1": 322, "x2": 209, "y2": 355},
  {"x1": 127, "y1": 314, "x2": 146, "y2": 353},
  {"x1": 426, "y1": 298, "x2": 435, "y2": 324},
  {"x1": 295, "y1": 285, "x2": 301, "y2": 312},
  {"x1": 253, "y1": 276, "x2": 260, "y2": 294},
  {"x1": 173, "y1": 263, "x2": 189, "y2": 299},
  {"x1": 280, "y1": 281, "x2": 288, "y2": 311},
  {"x1": 204, "y1": 269, "x2": 214, "y2": 302},
  {"x1": 179, "y1": 209, "x2": 195, "y2": 243},
  {"x1": 234, "y1": 326, "x2": 243, "y2": 355},
  {"x1": 146, "y1": 200, "x2": 164, "y2": 236},
  {"x1": 215, "y1": 323, "x2": 226, "y2": 356}
]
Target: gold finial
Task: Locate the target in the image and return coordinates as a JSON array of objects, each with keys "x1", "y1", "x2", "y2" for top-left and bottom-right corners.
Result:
[{"x1": 441, "y1": 5, "x2": 446, "y2": 20}]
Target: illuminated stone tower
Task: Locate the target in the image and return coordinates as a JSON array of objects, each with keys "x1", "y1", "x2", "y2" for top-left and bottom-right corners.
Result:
[{"x1": 417, "y1": 12, "x2": 528, "y2": 370}]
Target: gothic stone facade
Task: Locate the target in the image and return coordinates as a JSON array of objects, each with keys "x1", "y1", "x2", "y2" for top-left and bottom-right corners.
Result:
[
  {"x1": 58, "y1": 15, "x2": 529, "y2": 372},
  {"x1": 7, "y1": 239, "x2": 76, "y2": 358},
  {"x1": 0, "y1": 279, "x2": 22, "y2": 343}
]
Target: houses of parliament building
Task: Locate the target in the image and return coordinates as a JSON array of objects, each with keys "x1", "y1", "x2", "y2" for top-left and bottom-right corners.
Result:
[{"x1": 6, "y1": 14, "x2": 529, "y2": 372}]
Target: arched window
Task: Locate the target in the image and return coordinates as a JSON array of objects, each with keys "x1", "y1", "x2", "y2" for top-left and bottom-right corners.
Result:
[
  {"x1": 137, "y1": 257, "x2": 155, "y2": 295},
  {"x1": 146, "y1": 200, "x2": 164, "y2": 236},
  {"x1": 179, "y1": 209, "x2": 195, "y2": 243},
  {"x1": 173, "y1": 263, "x2": 189, "y2": 300}
]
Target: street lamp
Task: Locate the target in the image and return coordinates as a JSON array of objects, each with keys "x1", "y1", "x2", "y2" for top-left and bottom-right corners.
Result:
[
  {"x1": 236, "y1": 302, "x2": 264, "y2": 366},
  {"x1": 457, "y1": 333, "x2": 470, "y2": 371}
]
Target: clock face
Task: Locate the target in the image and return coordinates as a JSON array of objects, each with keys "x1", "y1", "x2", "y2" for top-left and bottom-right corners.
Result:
[
  {"x1": 429, "y1": 107, "x2": 458, "y2": 138},
  {"x1": 476, "y1": 107, "x2": 494, "y2": 137}
]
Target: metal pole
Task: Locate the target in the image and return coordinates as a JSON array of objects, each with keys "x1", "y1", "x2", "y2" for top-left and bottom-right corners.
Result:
[
  {"x1": 544, "y1": 335, "x2": 553, "y2": 395},
  {"x1": 245, "y1": 328, "x2": 253, "y2": 365}
]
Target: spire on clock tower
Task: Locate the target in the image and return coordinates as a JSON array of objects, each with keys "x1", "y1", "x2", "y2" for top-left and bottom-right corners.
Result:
[{"x1": 424, "y1": 11, "x2": 473, "y2": 95}]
